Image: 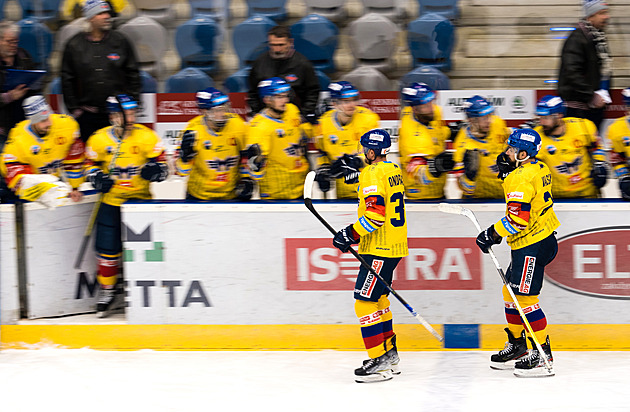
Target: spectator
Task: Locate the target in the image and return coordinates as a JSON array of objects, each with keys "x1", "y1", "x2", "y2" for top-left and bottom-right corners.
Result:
[
  {"x1": 557, "y1": 0, "x2": 611, "y2": 132},
  {"x1": 244, "y1": 77, "x2": 309, "y2": 200},
  {"x1": 452, "y1": 95, "x2": 510, "y2": 199},
  {"x1": 175, "y1": 87, "x2": 253, "y2": 201},
  {"x1": 604, "y1": 88, "x2": 630, "y2": 200},
  {"x1": 398, "y1": 82, "x2": 453, "y2": 200},
  {"x1": 313, "y1": 81, "x2": 378, "y2": 199},
  {"x1": 61, "y1": 0, "x2": 140, "y2": 143},
  {"x1": 247, "y1": 25, "x2": 320, "y2": 125},
  {"x1": 533, "y1": 95, "x2": 608, "y2": 198}
]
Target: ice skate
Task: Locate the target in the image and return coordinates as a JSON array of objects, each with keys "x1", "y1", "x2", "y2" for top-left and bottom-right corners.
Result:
[
  {"x1": 490, "y1": 328, "x2": 528, "y2": 370},
  {"x1": 514, "y1": 336, "x2": 554, "y2": 378},
  {"x1": 362, "y1": 336, "x2": 400, "y2": 375},
  {"x1": 96, "y1": 286, "x2": 124, "y2": 318},
  {"x1": 355, "y1": 353, "x2": 393, "y2": 383}
]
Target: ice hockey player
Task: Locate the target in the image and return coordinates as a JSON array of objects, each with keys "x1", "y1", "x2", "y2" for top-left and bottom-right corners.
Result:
[{"x1": 606, "y1": 87, "x2": 630, "y2": 200}]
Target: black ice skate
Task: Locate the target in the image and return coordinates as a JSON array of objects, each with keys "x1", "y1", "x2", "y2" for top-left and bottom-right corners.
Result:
[
  {"x1": 355, "y1": 353, "x2": 393, "y2": 383},
  {"x1": 96, "y1": 286, "x2": 124, "y2": 318},
  {"x1": 490, "y1": 328, "x2": 528, "y2": 370},
  {"x1": 514, "y1": 336, "x2": 554, "y2": 378}
]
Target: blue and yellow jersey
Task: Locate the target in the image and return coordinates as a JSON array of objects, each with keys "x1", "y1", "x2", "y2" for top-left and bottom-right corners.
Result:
[
  {"x1": 453, "y1": 115, "x2": 510, "y2": 198},
  {"x1": 176, "y1": 114, "x2": 248, "y2": 200},
  {"x1": 493, "y1": 160, "x2": 560, "y2": 250},
  {"x1": 247, "y1": 103, "x2": 309, "y2": 200},
  {"x1": 604, "y1": 115, "x2": 630, "y2": 179},
  {"x1": 85, "y1": 124, "x2": 166, "y2": 207},
  {"x1": 398, "y1": 105, "x2": 450, "y2": 199},
  {"x1": 0, "y1": 115, "x2": 84, "y2": 190},
  {"x1": 314, "y1": 106, "x2": 379, "y2": 199},
  {"x1": 535, "y1": 117, "x2": 605, "y2": 198},
  {"x1": 353, "y1": 160, "x2": 408, "y2": 258}
]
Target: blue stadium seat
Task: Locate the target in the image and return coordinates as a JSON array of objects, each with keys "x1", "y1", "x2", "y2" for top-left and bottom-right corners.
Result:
[
  {"x1": 417, "y1": 0, "x2": 459, "y2": 20},
  {"x1": 304, "y1": 0, "x2": 346, "y2": 24},
  {"x1": 17, "y1": 18, "x2": 53, "y2": 70},
  {"x1": 0, "y1": 0, "x2": 4, "y2": 20},
  {"x1": 188, "y1": 0, "x2": 229, "y2": 23},
  {"x1": 165, "y1": 68, "x2": 214, "y2": 93},
  {"x1": 232, "y1": 15, "x2": 276, "y2": 69},
  {"x1": 140, "y1": 70, "x2": 158, "y2": 93},
  {"x1": 175, "y1": 15, "x2": 222, "y2": 77},
  {"x1": 407, "y1": 13, "x2": 455, "y2": 72},
  {"x1": 18, "y1": 0, "x2": 62, "y2": 22},
  {"x1": 223, "y1": 66, "x2": 251, "y2": 93},
  {"x1": 399, "y1": 65, "x2": 450, "y2": 91},
  {"x1": 246, "y1": 0, "x2": 287, "y2": 22},
  {"x1": 291, "y1": 14, "x2": 338, "y2": 74}
]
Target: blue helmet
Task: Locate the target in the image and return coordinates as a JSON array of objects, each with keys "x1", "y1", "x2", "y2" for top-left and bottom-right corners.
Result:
[
  {"x1": 622, "y1": 88, "x2": 630, "y2": 106},
  {"x1": 401, "y1": 82, "x2": 435, "y2": 106},
  {"x1": 360, "y1": 129, "x2": 391, "y2": 155},
  {"x1": 536, "y1": 95, "x2": 565, "y2": 116},
  {"x1": 107, "y1": 94, "x2": 138, "y2": 112},
  {"x1": 196, "y1": 87, "x2": 229, "y2": 109},
  {"x1": 258, "y1": 77, "x2": 291, "y2": 97},
  {"x1": 507, "y1": 129, "x2": 542, "y2": 158},
  {"x1": 464, "y1": 95, "x2": 493, "y2": 118},
  {"x1": 328, "y1": 81, "x2": 359, "y2": 100}
]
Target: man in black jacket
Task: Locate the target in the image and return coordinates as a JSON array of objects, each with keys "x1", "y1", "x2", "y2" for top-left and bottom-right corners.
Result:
[
  {"x1": 557, "y1": 0, "x2": 611, "y2": 131},
  {"x1": 61, "y1": 0, "x2": 140, "y2": 143},
  {"x1": 247, "y1": 25, "x2": 320, "y2": 125}
]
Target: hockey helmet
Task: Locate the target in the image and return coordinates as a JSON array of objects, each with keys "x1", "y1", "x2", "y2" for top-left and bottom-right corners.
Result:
[
  {"x1": 507, "y1": 128, "x2": 541, "y2": 158},
  {"x1": 622, "y1": 88, "x2": 630, "y2": 106},
  {"x1": 328, "y1": 81, "x2": 359, "y2": 100},
  {"x1": 196, "y1": 87, "x2": 229, "y2": 109},
  {"x1": 360, "y1": 129, "x2": 391, "y2": 155},
  {"x1": 258, "y1": 77, "x2": 291, "y2": 97},
  {"x1": 106, "y1": 94, "x2": 138, "y2": 112},
  {"x1": 536, "y1": 95, "x2": 565, "y2": 116},
  {"x1": 401, "y1": 82, "x2": 435, "y2": 106},
  {"x1": 464, "y1": 95, "x2": 493, "y2": 118}
]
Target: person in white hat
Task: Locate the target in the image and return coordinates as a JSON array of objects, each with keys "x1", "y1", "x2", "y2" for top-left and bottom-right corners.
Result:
[{"x1": 0, "y1": 95, "x2": 84, "y2": 208}]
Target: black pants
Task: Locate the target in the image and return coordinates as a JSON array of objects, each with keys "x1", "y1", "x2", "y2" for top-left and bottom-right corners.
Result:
[
  {"x1": 77, "y1": 111, "x2": 111, "y2": 143},
  {"x1": 565, "y1": 107, "x2": 605, "y2": 132}
]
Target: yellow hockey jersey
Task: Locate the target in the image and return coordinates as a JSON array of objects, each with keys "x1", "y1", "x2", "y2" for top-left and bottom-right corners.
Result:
[
  {"x1": 493, "y1": 159, "x2": 560, "y2": 250},
  {"x1": 398, "y1": 105, "x2": 450, "y2": 199},
  {"x1": 453, "y1": 115, "x2": 510, "y2": 199},
  {"x1": 314, "y1": 106, "x2": 379, "y2": 199},
  {"x1": 247, "y1": 103, "x2": 309, "y2": 200},
  {"x1": 0, "y1": 115, "x2": 84, "y2": 190},
  {"x1": 176, "y1": 114, "x2": 248, "y2": 200},
  {"x1": 85, "y1": 124, "x2": 166, "y2": 207},
  {"x1": 534, "y1": 117, "x2": 605, "y2": 198},
  {"x1": 604, "y1": 115, "x2": 630, "y2": 178},
  {"x1": 353, "y1": 160, "x2": 408, "y2": 258}
]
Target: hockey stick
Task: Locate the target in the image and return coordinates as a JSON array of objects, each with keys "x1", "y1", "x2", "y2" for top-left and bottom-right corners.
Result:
[
  {"x1": 304, "y1": 171, "x2": 444, "y2": 342},
  {"x1": 437, "y1": 202, "x2": 553, "y2": 372}
]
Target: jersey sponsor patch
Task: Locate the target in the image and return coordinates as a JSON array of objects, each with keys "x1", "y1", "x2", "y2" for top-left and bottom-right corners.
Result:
[
  {"x1": 358, "y1": 307, "x2": 390, "y2": 325},
  {"x1": 107, "y1": 53, "x2": 120, "y2": 61},
  {"x1": 507, "y1": 191, "x2": 524, "y2": 200},
  {"x1": 363, "y1": 185, "x2": 378, "y2": 195},
  {"x1": 358, "y1": 259, "x2": 384, "y2": 298},
  {"x1": 519, "y1": 256, "x2": 536, "y2": 294}
]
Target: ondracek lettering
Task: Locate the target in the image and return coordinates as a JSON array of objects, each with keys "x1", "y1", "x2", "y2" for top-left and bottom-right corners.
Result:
[{"x1": 388, "y1": 174, "x2": 404, "y2": 187}]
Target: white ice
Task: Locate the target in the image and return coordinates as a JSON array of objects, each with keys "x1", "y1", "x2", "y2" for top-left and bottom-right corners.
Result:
[{"x1": 1, "y1": 349, "x2": 628, "y2": 412}]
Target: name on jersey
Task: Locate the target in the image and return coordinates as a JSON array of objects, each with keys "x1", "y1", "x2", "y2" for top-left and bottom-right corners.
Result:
[
  {"x1": 388, "y1": 174, "x2": 403, "y2": 187},
  {"x1": 542, "y1": 173, "x2": 551, "y2": 187}
]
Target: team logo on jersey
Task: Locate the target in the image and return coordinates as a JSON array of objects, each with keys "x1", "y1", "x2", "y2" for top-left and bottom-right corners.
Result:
[
  {"x1": 106, "y1": 146, "x2": 114, "y2": 154},
  {"x1": 205, "y1": 156, "x2": 239, "y2": 172},
  {"x1": 31, "y1": 145, "x2": 41, "y2": 155},
  {"x1": 283, "y1": 143, "x2": 304, "y2": 157},
  {"x1": 204, "y1": 141, "x2": 212, "y2": 150},
  {"x1": 107, "y1": 53, "x2": 120, "y2": 61},
  {"x1": 623, "y1": 136, "x2": 630, "y2": 146},
  {"x1": 555, "y1": 157, "x2": 582, "y2": 175},
  {"x1": 546, "y1": 145, "x2": 557, "y2": 155},
  {"x1": 276, "y1": 129, "x2": 286, "y2": 138},
  {"x1": 329, "y1": 135, "x2": 338, "y2": 144},
  {"x1": 285, "y1": 74, "x2": 298, "y2": 82},
  {"x1": 110, "y1": 166, "x2": 140, "y2": 179}
]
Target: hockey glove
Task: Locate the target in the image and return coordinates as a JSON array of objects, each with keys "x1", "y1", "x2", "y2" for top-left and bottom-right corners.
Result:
[
  {"x1": 333, "y1": 224, "x2": 360, "y2": 253},
  {"x1": 235, "y1": 177, "x2": 255, "y2": 201},
  {"x1": 180, "y1": 130, "x2": 197, "y2": 162},
  {"x1": 463, "y1": 149, "x2": 480, "y2": 181},
  {"x1": 241, "y1": 144, "x2": 265, "y2": 172},
  {"x1": 591, "y1": 161, "x2": 609, "y2": 189},
  {"x1": 427, "y1": 151, "x2": 455, "y2": 178},
  {"x1": 17, "y1": 174, "x2": 70, "y2": 210},
  {"x1": 619, "y1": 174, "x2": 630, "y2": 200},
  {"x1": 496, "y1": 152, "x2": 515, "y2": 181},
  {"x1": 141, "y1": 160, "x2": 169, "y2": 182},
  {"x1": 87, "y1": 169, "x2": 115, "y2": 194},
  {"x1": 331, "y1": 154, "x2": 363, "y2": 184},
  {"x1": 315, "y1": 164, "x2": 332, "y2": 192},
  {"x1": 476, "y1": 225, "x2": 502, "y2": 254}
]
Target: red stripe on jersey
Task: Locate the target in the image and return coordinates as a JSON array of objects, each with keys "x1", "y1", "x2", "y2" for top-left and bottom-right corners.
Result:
[
  {"x1": 365, "y1": 196, "x2": 386, "y2": 218},
  {"x1": 66, "y1": 138, "x2": 85, "y2": 160},
  {"x1": 154, "y1": 152, "x2": 167, "y2": 163},
  {"x1": 4, "y1": 163, "x2": 32, "y2": 185},
  {"x1": 406, "y1": 156, "x2": 427, "y2": 174},
  {"x1": 506, "y1": 201, "x2": 530, "y2": 228}
]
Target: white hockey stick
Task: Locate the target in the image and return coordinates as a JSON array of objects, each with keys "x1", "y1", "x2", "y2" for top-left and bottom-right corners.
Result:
[
  {"x1": 438, "y1": 202, "x2": 553, "y2": 373},
  {"x1": 304, "y1": 171, "x2": 444, "y2": 342}
]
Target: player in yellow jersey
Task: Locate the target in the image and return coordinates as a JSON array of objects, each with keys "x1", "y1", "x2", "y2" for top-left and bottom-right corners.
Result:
[
  {"x1": 534, "y1": 95, "x2": 608, "y2": 198},
  {"x1": 175, "y1": 88, "x2": 252, "y2": 200},
  {"x1": 245, "y1": 77, "x2": 309, "y2": 200},
  {"x1": 398, "y1": 82, "x2": 453, "y2": 199},
  {"x1": 0, "y1": 96, "x2": 84, "y2": 208},
  {"x1": 313, "y1": 81, "x2": 378, "y2": 199},
  {"x1": 607, "y1": 88, "x2": 630, "y2": 200},
  {"x1": 332, "y1": 129, "x2": 408, "y2": 383},
  {"x1": 85, "y1": 94, "x2": 168, "y2": 318},
  {"x1": 453, "y1": 95, "x2": 510, "y2": 199},
  {"x1": 477, "y1": 129, "x2": 560, "y2": 378}
]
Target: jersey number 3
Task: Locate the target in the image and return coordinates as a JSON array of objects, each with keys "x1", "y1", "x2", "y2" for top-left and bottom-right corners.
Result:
[{"x1": 390, "y1": 192, "x2": 405, "y2": 227}]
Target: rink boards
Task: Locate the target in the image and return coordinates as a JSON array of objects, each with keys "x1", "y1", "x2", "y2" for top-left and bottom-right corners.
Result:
[{"x1": 1, "y1": 200, "x2": 630, "y2": 350}]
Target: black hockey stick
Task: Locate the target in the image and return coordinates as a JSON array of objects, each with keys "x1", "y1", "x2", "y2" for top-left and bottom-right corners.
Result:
[{"x1": 303, "y1": 171, "x2": 443, "y2": 342}]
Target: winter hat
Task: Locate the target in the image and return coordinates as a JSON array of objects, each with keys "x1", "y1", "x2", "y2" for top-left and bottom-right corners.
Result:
[
  {"x1": 583, "y1": 0, "x2": 608, "y2": 18},
  {"x1": 23, "y1": 96, "x2": 52, "y2": 124},
  {"x1": 83, "y1": 0, "x2": 111, "y2": 20}
]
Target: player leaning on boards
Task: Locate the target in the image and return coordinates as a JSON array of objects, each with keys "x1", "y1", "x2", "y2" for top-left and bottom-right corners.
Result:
[
  {"x1": 477, "y1": 129, "x2": 560, "y2": 377},
  {"x1": 175, "y1": 88, "x2": 253, "y2": 201},
  {"x1": 85, "y1": 94, "x2": 168, "y2": 318},
  {"x1": 0, "y1": 95, "x2": 84, "y2": 208},
  {"x1": 604, "y1": 87, "x2": 630, "y2": 200},
  {"x1": 332, "y1": 129, "x2": 408, "y2": 383}
]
